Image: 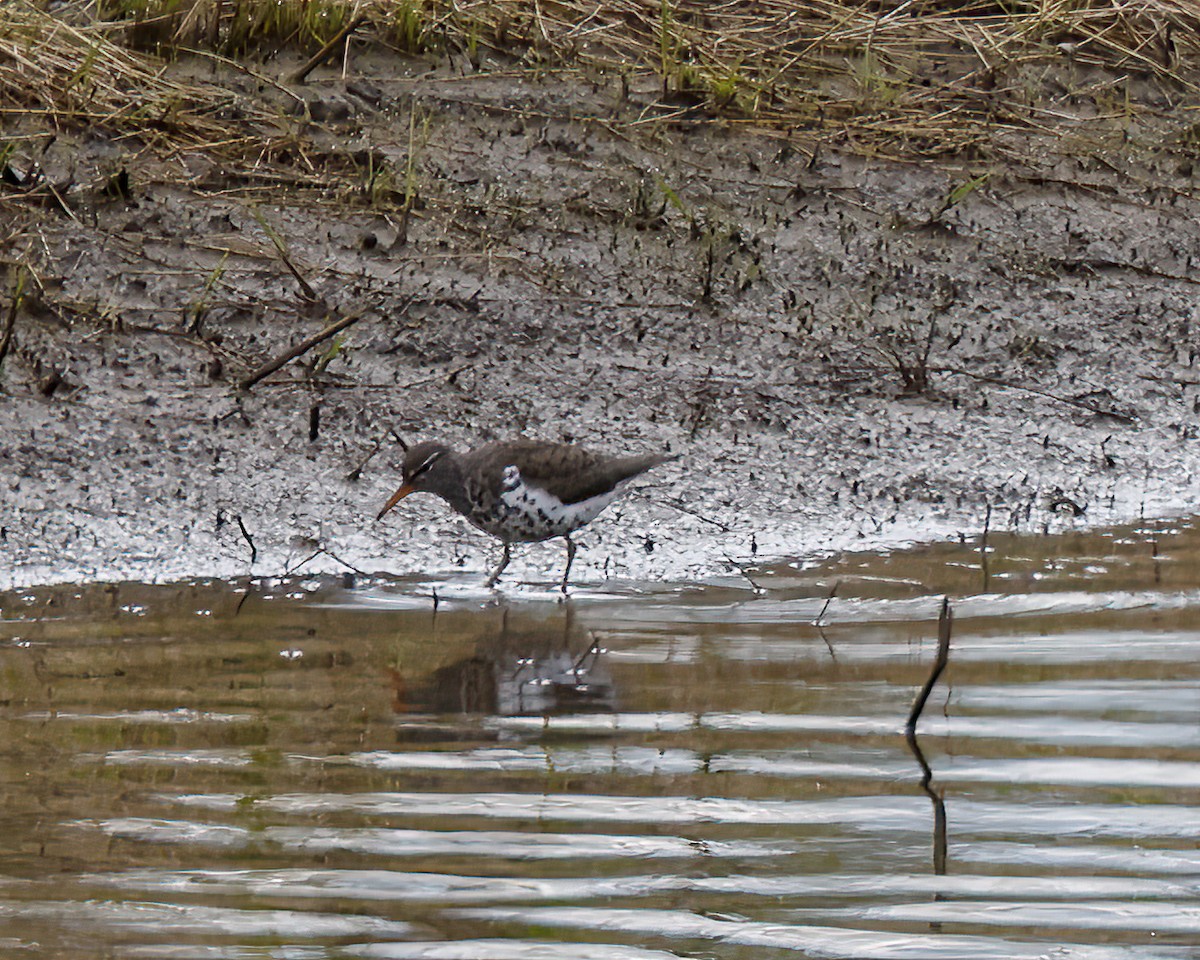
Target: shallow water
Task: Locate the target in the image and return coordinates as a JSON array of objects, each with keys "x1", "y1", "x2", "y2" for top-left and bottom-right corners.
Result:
[{"x1": 1, "y1": 518, "x2": 1198, "y2": 958}]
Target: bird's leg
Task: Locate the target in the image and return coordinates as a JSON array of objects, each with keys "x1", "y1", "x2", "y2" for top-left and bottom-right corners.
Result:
[
  {"x1": 560, "y1": 535, "x2": 577, "y2": 594},
  {"x1": 485, "y1": 542, "x2": 512, "y2": 588}
]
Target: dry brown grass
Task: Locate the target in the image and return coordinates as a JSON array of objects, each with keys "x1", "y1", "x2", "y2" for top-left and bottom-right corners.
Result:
[
  {"x1": 1, "y1": 0, "x2": 1197, "y2": 179},
  {"x1": 0, "y1": 3, "x2": 292, "y2": 165},
  {"x1": 455, "y1": 0, "x2": 1198, "y2": 158}
]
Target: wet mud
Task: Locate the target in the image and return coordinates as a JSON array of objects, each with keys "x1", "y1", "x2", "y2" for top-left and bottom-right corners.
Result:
[{"x1": 5, "y1": 53, "x2": 1200, "y2": 589}]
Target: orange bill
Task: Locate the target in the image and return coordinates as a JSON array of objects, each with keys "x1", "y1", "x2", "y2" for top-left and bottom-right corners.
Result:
[{"x1": 376, "y1": 483, "x2": 415, "y2": 521}]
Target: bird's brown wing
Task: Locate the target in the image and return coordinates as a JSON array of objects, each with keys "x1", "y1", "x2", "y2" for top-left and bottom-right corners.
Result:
[{"x1": 471, "y1": 441, "x2": 671, "y2": 505}]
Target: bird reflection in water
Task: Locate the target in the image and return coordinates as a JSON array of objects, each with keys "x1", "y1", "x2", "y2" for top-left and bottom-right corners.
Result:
[{"x1": 394, "y1": 605, "x2": 614, "y2": 717}]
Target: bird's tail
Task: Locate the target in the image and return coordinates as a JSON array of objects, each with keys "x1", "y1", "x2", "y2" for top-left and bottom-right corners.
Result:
[{"x1": 614, "y1": 450, "x2": 679, "y2": 481}]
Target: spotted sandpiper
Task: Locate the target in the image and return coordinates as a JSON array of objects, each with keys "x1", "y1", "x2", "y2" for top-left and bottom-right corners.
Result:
[{"x1": 375, "y1": 439, "x2": 675, "y2": 592}]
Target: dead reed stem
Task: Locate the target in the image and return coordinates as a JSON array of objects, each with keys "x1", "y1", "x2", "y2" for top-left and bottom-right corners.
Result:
[{"x1": 2, "y1": 0, "x2": 1196, "y2": 171}]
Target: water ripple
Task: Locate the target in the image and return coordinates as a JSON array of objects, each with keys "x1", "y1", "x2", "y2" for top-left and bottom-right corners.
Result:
[{"x1": 448, "y1": 906, "x2": 1191, "y2": 959}]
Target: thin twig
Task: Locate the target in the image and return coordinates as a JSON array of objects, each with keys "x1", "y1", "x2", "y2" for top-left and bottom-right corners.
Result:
[
  {"x1": 905, "y1": 596, "x2": 952, "y2": 734},
  {"x1": 319, "y1": 546, "x2": 372, "y2": 576},
  {"x1": 235, "y1": 514, "x2": 258, "y2": 565},
  {"x1": 238, "y1": 309, "x2": 369, "y2": 390},
  {"x1": 813, "y1": 580, "x2": 839, "y2": 626},
  {"x1": 903, "y1": 594, "x2": 949, "y2": 875},
  {"x1": 284, "y1": 545, "x2": 371, "y2": 577},
  {"x1": 980, "y1": 502, "x2": 992, "y2": 592},
  {"x1": 291, "y1": 14, "x2": 368, "y2": 84},
  {"x1": 346, "y1": 440, "x2": 383, "y2": 481},
  {"x1": 813, "y1": 580, "x2": 840, "y2": 661},
  {"x1": 933, "y1": 366, "x2": 1135, "y2": 422},
  {"x1": 249, "y1": 206, "x2": 319, "y2": 302},
  {"x1": 284, "y1": 548, "x2": 323, "y2": 576},
  {"x1": 650, "y1": 494, "x2": 732, "y2": 531},
  {"x1": 0, "y1": 266, "x2": 26, "y2": 372},
  {"x1": 724, "y1": 553, "x2": 766, "y2": 594}
]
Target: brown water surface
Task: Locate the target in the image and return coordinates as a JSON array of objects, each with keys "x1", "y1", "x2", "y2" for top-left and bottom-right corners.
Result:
[{"x1": 1, "y1": 519, "x2": 1199, "y2": 958}]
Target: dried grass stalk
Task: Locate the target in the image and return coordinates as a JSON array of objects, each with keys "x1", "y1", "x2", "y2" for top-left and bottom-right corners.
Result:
[
  {"x1": 0, "y1": 2, "x2": 287, "y2": 165},
  {"x1": 4, "y1": 0, "x2": 1197, "y2": 168}
]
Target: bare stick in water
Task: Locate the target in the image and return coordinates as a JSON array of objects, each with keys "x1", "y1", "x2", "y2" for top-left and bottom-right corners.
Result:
[
  {"x1": 906, "y1": 596, "x2": 952, "y2": 734},
  {"x1": 813, "y1": 580, "x2": 840, "y2": 627},
  {"x1": 813, "y1": 580, "x2": 840, "y2": 661},
  {"x1": 904, "y1": 725, "x2": 947, "y2": 875},
  {"x1": 980, "y1": 503, "x2": 992, "y2": 591}
]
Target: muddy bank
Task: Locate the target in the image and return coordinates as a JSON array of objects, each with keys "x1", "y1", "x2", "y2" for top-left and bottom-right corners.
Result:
[{"x1": 4, "y1": 53, "x2": 1200, "y2": 590}]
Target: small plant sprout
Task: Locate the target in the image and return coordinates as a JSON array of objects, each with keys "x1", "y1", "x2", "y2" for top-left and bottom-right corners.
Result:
[
  {"x1": 312, "y1": 332, "x2": 349, "y2": 375},
  {"x1": 363, "y1": 150, "x2": 398, "y2": 208},
  {"x1": 933, "y1": 171, "x2": 992, "y2": 219},
  {"x1": 187, "y1": 252, "x2": 228, "y2": 335},
  {"x1": 397, "y1": 104, "x2": 429, "y2": 240},
  {"x1": 391, "y1": 0, "x2": 429, "y2": 54},
  {"x1": 658, "y1": 0, "x2": 676, "y2": 96}
]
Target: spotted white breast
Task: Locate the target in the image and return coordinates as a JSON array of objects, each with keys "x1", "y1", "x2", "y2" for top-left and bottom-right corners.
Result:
[{"x1": 489, "y1": 464, "x2": 623, "y2": 542}]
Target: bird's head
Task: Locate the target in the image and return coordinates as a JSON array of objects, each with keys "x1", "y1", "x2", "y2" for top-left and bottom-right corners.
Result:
[{"x1": 375, "y1": 441, "x2": 456, "y2": 521}]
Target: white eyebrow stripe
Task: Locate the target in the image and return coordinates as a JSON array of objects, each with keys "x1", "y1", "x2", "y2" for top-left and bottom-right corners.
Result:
[{"x1": 411, "y1": 450, "x2": 443, "y2": 476}]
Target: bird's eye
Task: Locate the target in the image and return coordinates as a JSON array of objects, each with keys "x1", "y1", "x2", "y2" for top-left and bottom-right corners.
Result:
[{"x1": 409, "y1": 451, "x2": 442, "y2": 479}]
